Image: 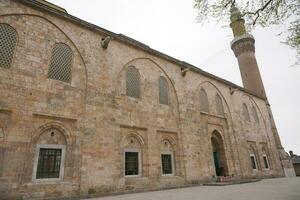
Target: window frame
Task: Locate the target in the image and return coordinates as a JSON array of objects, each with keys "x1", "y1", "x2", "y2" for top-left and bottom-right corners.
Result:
[
  {"x1": 161, "y1": 151, "x2": 175, "y2": 176},
  {"x1": 124, "y1": 148, "x2": 142, "y2": 177},
  {"x1": 32, "y1": 144, "x2": 66, "y2": 182},
  {"x1": 250, "y1": 153, "x2": 258, "y2": 171},
  {"x1": 262, "y1": 154, "x2": 270, "y2": 169}
]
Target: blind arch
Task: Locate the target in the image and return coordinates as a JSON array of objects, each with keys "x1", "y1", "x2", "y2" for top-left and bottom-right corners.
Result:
[{"x1": 0, "y1": 23, "x2": 17, "y2": 68}]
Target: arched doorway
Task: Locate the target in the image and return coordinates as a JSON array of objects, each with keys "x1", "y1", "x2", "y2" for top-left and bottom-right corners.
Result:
[{"x1": 211, "y1": 130, "x2": 228, "y2": 176}]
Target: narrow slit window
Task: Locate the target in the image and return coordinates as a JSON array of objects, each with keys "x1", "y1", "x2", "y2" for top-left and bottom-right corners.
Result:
[{"x1": 0, "y1": 24, "x2": 17, "y2": 69}]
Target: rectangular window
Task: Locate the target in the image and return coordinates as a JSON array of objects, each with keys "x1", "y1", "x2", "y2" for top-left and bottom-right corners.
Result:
[
  {"x1": 250, "y1": 155, "x2": 257, "y2": 170},
  {"x1": 263, "y1": 156, "x2": 269, "y2": 169},
  {"x1": 161, "y1": 153, "x2": 173, "y2": 175},
  {"x1": 36, "y1": 148, "x2": 62, "y2": 179},
  {"x1": 125, "y1": 151, "x2": 139, "y2": 176}
]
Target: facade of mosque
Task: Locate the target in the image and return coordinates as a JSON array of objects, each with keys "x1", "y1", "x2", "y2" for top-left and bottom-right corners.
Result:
[{"x1": 0, "y1": 0, "x2": 294, "y2": 199}]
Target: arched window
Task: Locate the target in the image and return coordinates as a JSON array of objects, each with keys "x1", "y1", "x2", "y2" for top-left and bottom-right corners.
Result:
[
  {"x1": 215, "y1": 94, "x2": 224, "y2": 116},
  {"x1": 251, "y1": 106, "x2": 259, "y2": 123},
  {"x1": 0, "y1": 24, "x2": 17, "y2": 69},
  {"x1": 158, "y1": 76, "x2": 169, "y2": 105},
  {"x1": 126, "y1": 66, "x2": 140, "y2": 98},
  {"x1": 48, "y1": 43, "x2": 73, "y2": 83},
  {"x1": 200, "y1": 88, "x2": 209, "y2": 112},
  {"x1": 242, "y1": 103, "x2": 250, "y2": 122}
]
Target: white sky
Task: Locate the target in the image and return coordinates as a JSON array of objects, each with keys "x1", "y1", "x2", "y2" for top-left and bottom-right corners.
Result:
[{"x1": 47, "y1": 0, "x2": 300, "y2": 154}]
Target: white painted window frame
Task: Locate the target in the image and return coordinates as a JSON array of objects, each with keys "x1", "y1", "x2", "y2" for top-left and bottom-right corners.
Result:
[
  {"x1": 262, "y1": 154, "x2": 270, "y2": 169},
  {"x1": 124, "y1": 148, "x2": 142, "y2": 177},
  {"x1": 32, "y1": 144, "x2": 66, "y2": 182},
  {"x1": 161, "y1": 151, "x2": 175, "y2": 176},
  {"x1": 250, "y1": 153, "x2": 258, "y2": 171}
]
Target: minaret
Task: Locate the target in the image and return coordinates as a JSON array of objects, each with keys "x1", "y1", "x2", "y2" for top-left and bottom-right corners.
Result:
[
  {"x1": 230, "y1": 5, "x2": 283, "y2": 149},
  {"x1": 230, "y1": 6, "x2": 266, "y2": 98}
]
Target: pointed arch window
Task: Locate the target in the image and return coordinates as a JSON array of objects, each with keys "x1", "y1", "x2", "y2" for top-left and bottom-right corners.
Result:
[
  {"x1": 0, "y1": 23, "x2": 17, "y2": 69},
  {"x1": 200, "y1": 88, "x2": 209, "y2": 112},
  {"x1": 251, "y1": 106, "x2": 259, "y2": 123},
  {"x1": 159, "y1": 76, "x2": 169, "y2": 105},
  {"x1": 48, "y1": 43, "x2": 73, "y2": 83},
  {"x1": 126, "y1": 66, "x2": 140, "y2": 98},
  {"x1": 242, "y1": 103, "x2": 250, "y2": 122},
  {"x1": 215, "y1": 94, "x2": 224, "y2": 116}
]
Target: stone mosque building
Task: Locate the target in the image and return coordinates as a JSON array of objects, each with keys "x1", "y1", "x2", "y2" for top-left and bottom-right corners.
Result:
[{"x1": 0, "y1": 0, "x2": 295, "y2": 199}]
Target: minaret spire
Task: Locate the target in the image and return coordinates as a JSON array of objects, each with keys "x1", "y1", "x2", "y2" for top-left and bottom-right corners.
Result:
[
  {"x1": 230, "y1": 5, "x2": 266, "y2": 98},
  {"x1": 230, "y1": 5, "x2": 285, "y2": 150}
]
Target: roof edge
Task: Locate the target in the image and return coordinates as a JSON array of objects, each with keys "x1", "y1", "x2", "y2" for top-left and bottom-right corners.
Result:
[{"x1": 19, "y1": 0, "x2": 266, "y2": 100}]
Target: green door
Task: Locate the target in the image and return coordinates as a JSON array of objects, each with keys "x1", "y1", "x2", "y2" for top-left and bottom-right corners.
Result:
[{"x1": 213, "y1": 151, "x2": 221, "y2": 176}]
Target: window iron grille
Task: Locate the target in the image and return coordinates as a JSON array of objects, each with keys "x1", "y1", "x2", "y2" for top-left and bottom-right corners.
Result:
[
  {"x1": 0, "y1": 24, "x2": 17, "y2": 68},
  {"x1": 36, "y1": 148, "x2": 62, "y2": 179},
  {"x1": 125, "y1": 152, "x2": 139, "y2": 176},
  {"x1": 161, "y1": 154, "x2": 173, "y2": 174},
  {"x1": 126, "y1": 66, "x2": 140, "y2": 98},
  {"x1": 48, "y1": 43, "x2": 73, "y2": 83}
]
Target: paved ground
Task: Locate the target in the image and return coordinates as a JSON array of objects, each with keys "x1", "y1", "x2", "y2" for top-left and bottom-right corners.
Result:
[{"x1": 85, "y1": 177, "x2": 300, "y2": 200}]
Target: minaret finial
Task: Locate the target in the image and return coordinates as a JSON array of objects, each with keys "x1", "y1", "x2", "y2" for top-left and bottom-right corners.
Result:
[{"x1": 230, "y1": 5, "x2": 246, "y2": 37}]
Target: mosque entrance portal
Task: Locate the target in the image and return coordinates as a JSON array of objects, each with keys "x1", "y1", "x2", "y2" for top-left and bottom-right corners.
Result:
[{"x1": 211, "y1": 130, "x2": 228, "y2": 176}]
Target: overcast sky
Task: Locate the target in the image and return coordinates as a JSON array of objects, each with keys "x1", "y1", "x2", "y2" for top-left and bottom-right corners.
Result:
[{"x1": 47, "y1": 0, "x2": 300, "y2": 154}]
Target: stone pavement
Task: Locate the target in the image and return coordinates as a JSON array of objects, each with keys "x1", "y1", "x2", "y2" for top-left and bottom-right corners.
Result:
[{"x1": 85, "y1": 177, "x2": 300, "y2": 200}]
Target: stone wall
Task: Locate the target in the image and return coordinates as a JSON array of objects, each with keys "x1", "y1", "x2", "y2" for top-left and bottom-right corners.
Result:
[{"x1": 0, "y1": 0, "x2": 284, "y2": 199}]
